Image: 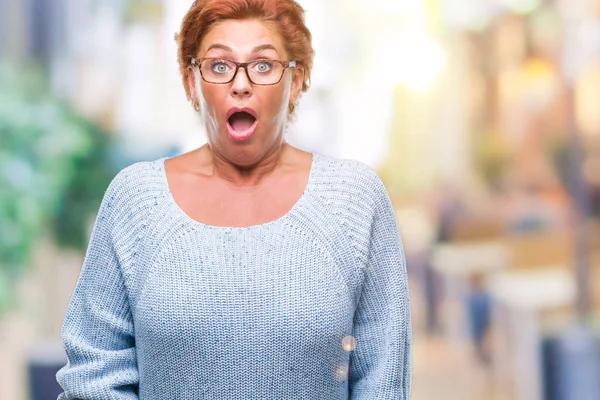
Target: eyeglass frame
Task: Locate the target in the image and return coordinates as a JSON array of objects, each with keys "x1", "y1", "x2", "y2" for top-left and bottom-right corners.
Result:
[{"x1": 191, "y1": 57, "x2": 297, "y2": 85}]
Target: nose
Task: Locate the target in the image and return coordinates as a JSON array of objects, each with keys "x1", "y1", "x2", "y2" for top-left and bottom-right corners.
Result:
[{"x1": 231, "y1": 66, "x2": 252, "y2": 97}]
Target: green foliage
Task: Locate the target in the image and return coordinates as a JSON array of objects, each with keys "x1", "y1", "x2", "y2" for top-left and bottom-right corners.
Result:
[{"x1": 0, "y1": 62, "x2": 114, "y2": 315}]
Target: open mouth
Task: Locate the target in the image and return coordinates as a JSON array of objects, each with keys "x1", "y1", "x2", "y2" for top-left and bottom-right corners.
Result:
[{"x1": 226, "y1": 108, "x2": 258, "y2": 141}]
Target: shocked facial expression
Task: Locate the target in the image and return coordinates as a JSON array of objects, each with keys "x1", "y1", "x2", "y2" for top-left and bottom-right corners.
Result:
[{"x1": 189, "y1": 19, "x2": 304, "y2": 160}]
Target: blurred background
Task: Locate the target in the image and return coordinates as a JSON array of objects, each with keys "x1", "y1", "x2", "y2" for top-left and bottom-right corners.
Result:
[{"x1": 1, "y1": 0, "x2": 599, "y2": 399}]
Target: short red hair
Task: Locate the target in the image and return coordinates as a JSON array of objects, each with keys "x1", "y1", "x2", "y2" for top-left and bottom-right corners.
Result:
[{"x1": 175, "y1": 0, "x2": 314, "y2": 114}]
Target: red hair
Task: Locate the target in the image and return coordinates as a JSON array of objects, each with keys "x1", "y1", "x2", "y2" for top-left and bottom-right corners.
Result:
[{"x1": 175, "y1": 0, "x2": 314, "y2": 114}]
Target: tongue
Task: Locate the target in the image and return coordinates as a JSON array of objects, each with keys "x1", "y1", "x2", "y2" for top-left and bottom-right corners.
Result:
[{"x1": 230, "y1": 113, "x2": 255, "y2": 132}]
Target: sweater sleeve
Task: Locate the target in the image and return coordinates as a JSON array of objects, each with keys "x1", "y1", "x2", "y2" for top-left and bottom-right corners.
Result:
[
  {"x1": 56, "y1": 172, "x2": 139, "y2": 399},
  {"x1": 348, "y1": 175, "x2": 412, "y2": 399}
]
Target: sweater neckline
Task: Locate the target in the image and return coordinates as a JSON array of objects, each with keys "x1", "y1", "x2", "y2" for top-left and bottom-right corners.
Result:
[{"x1": 157, "y1": 151, "x2": 318, "y2": 231}]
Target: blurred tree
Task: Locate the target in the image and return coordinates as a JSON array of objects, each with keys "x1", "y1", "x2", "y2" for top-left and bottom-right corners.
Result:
[{"x1": 0, "y1": 62, "x2": 115, "y2": 316}]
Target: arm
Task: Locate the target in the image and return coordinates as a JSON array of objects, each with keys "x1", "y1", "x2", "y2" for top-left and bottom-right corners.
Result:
[
  {"x1": 56, "y1": 174, "x2": 139, "y2": 399},
  {"x1": 348, "y1": 176, "x2": 412, "y2": 399}
]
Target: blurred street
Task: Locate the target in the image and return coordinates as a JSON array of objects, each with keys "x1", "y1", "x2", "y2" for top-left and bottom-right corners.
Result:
[{"x1": 1, "y1": 0, "x2": 600, "y2": 399}]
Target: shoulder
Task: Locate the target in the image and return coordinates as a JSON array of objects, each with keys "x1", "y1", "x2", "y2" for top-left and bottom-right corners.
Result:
[
  {"x1": 99, "y1": 157, "x2": 167, "y2": 220},
  {"x1": 310, "y1": 153, "x2": 394, "y2": 263},
  {"x1": 313, "y1": 152, "x2": 389, "y2": 205},
  {"x1": 106, "y1": 157, "x2": 165, "y2": 195}
]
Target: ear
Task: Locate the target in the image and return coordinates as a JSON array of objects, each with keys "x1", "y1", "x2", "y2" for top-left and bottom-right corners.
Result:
[
  {"x1": 188, "y1": 67, "x2": 199, "y2": 103},
  {"x1": 289, "y1": 66, "x2": 304, "y2": 105}
]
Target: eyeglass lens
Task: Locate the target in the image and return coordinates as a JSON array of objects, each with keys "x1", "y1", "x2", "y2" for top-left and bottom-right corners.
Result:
[{"x1": 200, "y1": 59, "x2": 286, "y2": 84}]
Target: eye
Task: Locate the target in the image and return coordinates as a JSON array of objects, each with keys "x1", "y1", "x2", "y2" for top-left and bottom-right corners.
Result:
[
  {"x1": 210, "y1": 60, "x2": 232, "y2": 74},
  {"x1": 252, "y1": 60, "x2": 274, "y2": 73}
]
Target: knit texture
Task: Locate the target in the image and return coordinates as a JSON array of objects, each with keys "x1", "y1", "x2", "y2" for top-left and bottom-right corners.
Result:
[{"x1": 56, "y1": 151, "x2": 412, "y2": 399}]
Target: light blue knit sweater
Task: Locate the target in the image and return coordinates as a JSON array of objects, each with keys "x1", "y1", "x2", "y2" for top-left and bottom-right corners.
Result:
[{"x1": 56, "y1": 151, "x2": 412, "y2": 399}]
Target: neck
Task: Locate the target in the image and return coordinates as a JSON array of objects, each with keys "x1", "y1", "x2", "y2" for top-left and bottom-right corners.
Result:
[{"x1": 205, "y1": 141, "x2": 291, "y2": 189}]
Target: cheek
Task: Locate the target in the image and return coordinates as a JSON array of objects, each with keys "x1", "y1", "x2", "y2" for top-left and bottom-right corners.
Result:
[
  {"x1": 199, "y1": 85, "x2": 230, "y2": 121},
  {"x1": 199, "y1": 85, "x2": 219, "y2": 109},
  {"x1": 263, "y1": 85, "x2": 290, "y2": 116}
]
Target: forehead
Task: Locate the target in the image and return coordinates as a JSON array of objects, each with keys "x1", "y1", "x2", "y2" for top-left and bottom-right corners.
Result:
[{"x1": 199, "y1": 19, "x2": 285, "y2": 57}]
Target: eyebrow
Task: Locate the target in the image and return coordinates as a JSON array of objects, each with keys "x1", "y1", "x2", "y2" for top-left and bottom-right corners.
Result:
[
  {"x1": 251, "y1": 44, "x2": 278, "y2": 54},
  {"x1": 204, "y1": 43, "x2": 279, "y2": 55}
]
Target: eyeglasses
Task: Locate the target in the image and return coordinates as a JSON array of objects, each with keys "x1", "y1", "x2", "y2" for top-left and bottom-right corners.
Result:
[{"x1": 191, "y1": 57, "x2": 296, "y2": 85}]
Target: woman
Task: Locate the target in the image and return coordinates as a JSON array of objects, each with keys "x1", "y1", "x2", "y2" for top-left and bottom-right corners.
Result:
[{"x1": 56, "y1": 0, "x2": 412, "y2": 398}]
